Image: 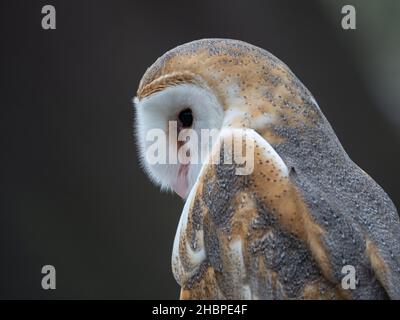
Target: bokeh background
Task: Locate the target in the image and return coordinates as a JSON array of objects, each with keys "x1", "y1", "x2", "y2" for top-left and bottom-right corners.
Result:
[{"x1": 0, "y1": 0, "x2": 399, "y2": 299}]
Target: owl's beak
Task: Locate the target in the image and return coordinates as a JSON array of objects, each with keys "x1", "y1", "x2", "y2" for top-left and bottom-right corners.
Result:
[{"x1": 171, "y1": 164, "x2": 189, "y2": 199}]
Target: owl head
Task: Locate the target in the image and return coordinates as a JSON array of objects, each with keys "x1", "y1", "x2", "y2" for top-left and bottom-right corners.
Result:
[
  {"x1": 135, "y1": 79, "x2": 224, "y2": 198},
  {"x1": 134, "y1": 39, "x2": 321, "y2": 198}
]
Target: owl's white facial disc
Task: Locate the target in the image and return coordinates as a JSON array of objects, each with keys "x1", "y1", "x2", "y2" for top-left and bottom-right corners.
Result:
[{"x1": 135, "y1": 84, "x2": 224, "y2": 198}]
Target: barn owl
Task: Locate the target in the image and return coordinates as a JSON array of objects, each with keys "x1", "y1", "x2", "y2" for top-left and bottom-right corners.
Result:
[{"x1": 134, "y1": 39, "x2": 400, "y2": 299}]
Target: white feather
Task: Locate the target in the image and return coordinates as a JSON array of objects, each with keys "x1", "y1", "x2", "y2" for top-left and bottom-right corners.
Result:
[{"x1": 134, "y1": 84, "x2": 224, "y2": 196}]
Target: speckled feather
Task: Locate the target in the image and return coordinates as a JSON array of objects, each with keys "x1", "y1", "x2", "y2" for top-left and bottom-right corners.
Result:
[{"x1": 137, "y1": 39, "x2": 400, "y2": 299}]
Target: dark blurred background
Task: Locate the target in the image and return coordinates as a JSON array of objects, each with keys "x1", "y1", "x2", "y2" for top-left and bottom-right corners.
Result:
[{"x1": 0, "y1": 0, "x2": 399, "y2": 299}]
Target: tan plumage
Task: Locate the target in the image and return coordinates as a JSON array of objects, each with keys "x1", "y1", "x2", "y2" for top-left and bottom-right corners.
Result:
[{"x1": 135, "y1": 39, "x2": 400, "y2": 299}]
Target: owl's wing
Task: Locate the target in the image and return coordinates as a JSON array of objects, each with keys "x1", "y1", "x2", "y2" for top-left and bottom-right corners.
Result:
[{"x1": 172, "y1": 128, "x2": 400, "y2": 299}]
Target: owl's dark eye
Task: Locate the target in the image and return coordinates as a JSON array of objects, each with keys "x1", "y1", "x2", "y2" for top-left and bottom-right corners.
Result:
[{"x1": 178, "y1": 108, "x2": 193, "y2": 128}]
